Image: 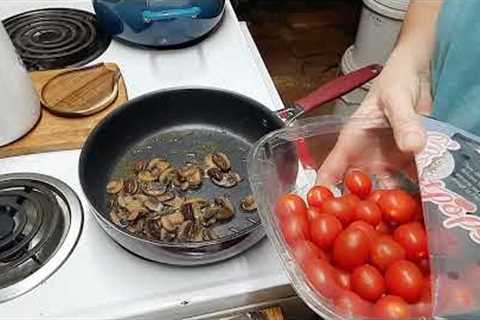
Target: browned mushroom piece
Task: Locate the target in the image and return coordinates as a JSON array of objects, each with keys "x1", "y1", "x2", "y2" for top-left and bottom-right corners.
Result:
[
  {"x1": 138, "y1": 170, "x2": 156, "y2": 182},
  {"x1": 135, "y1": 160, "x2": 148, "y2": 173},
  {"x1": 106, "y1": 179, "x2": 124, "y2": 194},
  {"x1": 156, "y1": 191, "x2": 175, "y2": 203},
  {"x1": 214, "y1": 197, "x2": 235, "y2": 221},
  {"x1": 163, "y1": 195, "x2": 184, "y2": 209},
  {"x1": 210, "y1": 170, "x2": 242, "y2": 188},
  {"x1": 148, "y1": 158, "x2": 171, "y2": 173},
  {"x1": 167, "y1": 211, "x2": 185, "y2": 226},
  {"x1": 110, "y1": 210, "x2": 128, "y2": 228},
  {"x1": 123, "y1": 179, "x2": 138, "y2": 194},
  {"x1": 212, "y1": 152, "x2": 231, "y2": 172},
  {"x1": 181, "y1": 203, "x2": 194, "y2": 221},
  {"x1": 141, "y1": 181, "x2": 167, "y2": 196},
  {"x1": 240, "y1": 195, "x2": 257, "y2": 212},
  {"x1": 159, "y1": 167, "x2": 177, "y2": 185},
  {"x1": 144, "y1": 197, "x2": 164, "y2": 212},
  {"x1": 146, "y1": 219, "x2": 163, "y2": 238},
  {"x1": 161, "y1": 215, "x2": 176, "y2": 232},
  {"x1": 177, "y1": 220, "x2": 193, "y2": 241}
]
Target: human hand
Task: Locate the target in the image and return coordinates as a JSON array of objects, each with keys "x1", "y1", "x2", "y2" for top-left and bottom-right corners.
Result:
[{"x1": 316, "y1": 49, "x2": 432, "y2": 186}]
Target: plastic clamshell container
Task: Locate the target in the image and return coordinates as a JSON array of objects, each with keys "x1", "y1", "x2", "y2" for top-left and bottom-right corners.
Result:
[{"x1": 248, "y1": 115, "x2": 480, "y2": 319}]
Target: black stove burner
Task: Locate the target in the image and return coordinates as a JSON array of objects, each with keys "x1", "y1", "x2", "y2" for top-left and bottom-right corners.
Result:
[
  {"x1": 3, "y1": 8, "x2": 111, "y2": 71},
  {"x1": 0, "y1": 179, "x2": 68, "y2": 287}
]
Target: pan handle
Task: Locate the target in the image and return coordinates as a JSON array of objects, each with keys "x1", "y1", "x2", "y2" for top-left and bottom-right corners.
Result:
[
  {"x1": 295, "y1": 64, "x2": 382, "y2": 114},
  {"x1": 281, "y1": 64, "x2": 382, "y2": 171}
]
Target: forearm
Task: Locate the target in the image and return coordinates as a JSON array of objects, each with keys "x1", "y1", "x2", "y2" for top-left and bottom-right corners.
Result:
[{"x1": 391, "y1": 0, "x2": 444, "y2": 72}]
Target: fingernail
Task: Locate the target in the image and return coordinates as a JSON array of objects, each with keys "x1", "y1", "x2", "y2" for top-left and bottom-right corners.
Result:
[{"x1": 401, "y1": 132, "x2": 423, "y2": 151}]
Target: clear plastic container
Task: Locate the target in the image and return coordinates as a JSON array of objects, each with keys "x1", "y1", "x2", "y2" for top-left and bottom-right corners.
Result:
[{"x1": 248, "y1": 115, "x2": 480, "y2": 319}]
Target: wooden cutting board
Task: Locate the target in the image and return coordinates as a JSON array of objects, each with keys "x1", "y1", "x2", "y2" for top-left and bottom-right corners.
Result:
[{"x1": 0, "y1": 63, "x2": 128, "y2": 159}]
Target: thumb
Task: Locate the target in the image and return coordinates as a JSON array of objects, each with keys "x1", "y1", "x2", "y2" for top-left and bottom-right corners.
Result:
[{"x1": 381, "y1": 89, "x2": 426, "y2": 153}]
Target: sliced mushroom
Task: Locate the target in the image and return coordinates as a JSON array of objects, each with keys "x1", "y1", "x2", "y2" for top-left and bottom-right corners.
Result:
[
  {"x1": 205, "y1": 153, "x2": 231, "y2": 172},
  {"x1": 117, "y1": 194, "x2": 131, "y2": 208},
  {"x1": 185, "y1": 197, "x2": 209, "y2": 206},
  {"x1": 135, "y1": 160, "x2": 148, "y2": 173},
  {"x1": 148, "y1": 158, "x2": 171, "y2": 173},
  {"x1": 127, "y1": 218, "x2": 145, "y2": 234},
  {"x1": 106, "y1": 179, "x2": 124, "y2": 194},
  {"x1": 177, "y1": 221, "x2": 193, "y2": 241},
  {"x1": 186, "y1": 168, "x2": 203, "y2": 189},
  {"x1": 146, "y1": 219, "x2": 162, "y2": 238},
  {"x1": 181, "y1": 203, "x2": 195, "y2": 221},
  {"x1": 206, "y1": 167, "x2": 224, "y2": 181},
  {"x1": 159, "y1": 168, "x2": 177, "y2": 185},
  {"x1": 212, "y1": 152, "x2": 231, "y2": 172},
  {"x1": 156, "y1": 191, "x2": 175, "y2": 203},
  {"x1": 167, "y1": 211, "x2": 185, "y2": 226},
  {"x1": 163, "y1": 195, "x2": 184, "y2": 209},
  {"x1": 214, "y1": 197, "x2": 235, "y2": 220},
  {"x1": 138, "y1": 170, "x2": 156, "y2": 182},
  {"x1": 141, "y1": 181, "x2": 167, "y2": 196},
  {"x1": 123, "y1": 179, "x2": 138, "y2": 194},
  {"x1": 240, "y1": 195, "x2": 257, "y2": 212},
  {"x1": 210, "y1": 171, "x2": 242, "y2": 188},
  {"x1": 107, "y1": 199, "x2": 116, "y2": 209},
  {"x1": 110, "y1": 210, "x2": 128, "y2": 228},
  {"x1": 203, "y1": 206, "x2": 219, "y2": 221},
  {"x1": 125, "y1": 198, "x2": 147, "y2": 221},
  {"x1": 144, "y1": 197, "x2": 164, "y2": 212},
  {"x1": 161, "y1": 215, "x2": 176, "y2": 232}
]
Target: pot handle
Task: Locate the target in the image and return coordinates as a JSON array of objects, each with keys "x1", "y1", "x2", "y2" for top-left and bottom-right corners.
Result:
[
  {"x1": 143, "y1": 6, "x2": 202, "y2": 22},
  {"x1": 295, "y1": 64, "x2": 382, "y2": 114}
]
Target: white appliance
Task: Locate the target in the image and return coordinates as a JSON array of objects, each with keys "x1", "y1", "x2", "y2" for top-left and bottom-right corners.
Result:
[
  {"x1": 0, "y1": 1, "x2": 316, "y2": 319},
  {"x1": 0, "y1": 23, "x2": 40, "y2": 147}
]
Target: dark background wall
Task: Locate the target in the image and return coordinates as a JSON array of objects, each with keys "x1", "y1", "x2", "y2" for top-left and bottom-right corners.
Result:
[{"x1": 232, "y1": 0, "x2": 362, "y2": 111}]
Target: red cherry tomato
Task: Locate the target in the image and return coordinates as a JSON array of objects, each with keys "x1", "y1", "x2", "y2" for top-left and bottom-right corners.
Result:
[
  {"x1": 375, "y1": 221, "x2": 393, "y2": 235},
  {"x1": 291, "y1": 240, "x2": 327, "y2": 267},
  {"x1": 334, "y1": 291, "x2": 372, "y2": 317},
  {"x1": 345, "y1": 169, "x2": 372, "y2": 199},
  {"x1": 304, "y1": 258, "x2": 340, "y2": 299},
  {"x1": 333, "y1": 228, "x2": 370, "y2": 270},
  {"x1": 310, "y1": 214, "x2": 343, "y2": 250},
  {"x1": 417, "y1": 258, "x2": 430, "y2": 275},
  {"x1": 306, "y1": 207, "x2": 322, "y2": 223},
  {"x1": 355, "y1": 200, "x2": 382, "y2": 226},
  {"x1": 385, "y1": 260, "x2": 424, "y2": 303},
  {"x1": 275, "y1": 193, "x2": 307, "y2": 221},
  {"x1": 342, "y1": 194, "x2": 361, "y2": 208},
  {"x1": 280, "y1": 215, "x2": 310, "y2": 246},
  {"x1": 334, "y1": 268, "x2": 351, "y2": 291},
  {"x1": 321, "y1": 197, "x2": 356, "y2": 227},
  {"x1": 348, "y1": 221, "x2": 377, "y2": 245},
  {"x1": 373, "y1": 295, "x2": 411, "y2": 319},
  {"x1": 394, "y1": 222, "x2": 428, "y2": 261},
  {"x1": 351, "y1": 264, "x2": 386, "y2": 302},
  {"x1": 370, "y1": 235, "x2": 406, "y2": 271},
  {"x1": 307, "y1": 186, "x2": 334, "y2": 209},
  {"x1": 378, "y1": 189, "x2": 416, "y2": 224},
  {"x1": 368, "y1": 189, "x2": 388, "y2": 204}
]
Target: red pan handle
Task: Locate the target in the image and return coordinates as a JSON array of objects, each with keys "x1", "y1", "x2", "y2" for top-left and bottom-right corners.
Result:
[
  {"x1": 295, "y1": 64, "x2": 382, "y2": 114},
  {"x1": 292, "y1": 64, "x2": 382, "y2": 170}
]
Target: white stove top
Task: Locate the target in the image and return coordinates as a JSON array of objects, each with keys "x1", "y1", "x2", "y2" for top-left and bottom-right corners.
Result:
[{"x1": 0, "y1": 1, "x2": 291, "y2": 319}]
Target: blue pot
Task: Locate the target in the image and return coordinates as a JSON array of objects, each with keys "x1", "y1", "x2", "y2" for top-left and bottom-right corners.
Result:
[{"x1": 93, "y1": 0, "x2": 225, "y2": 48}]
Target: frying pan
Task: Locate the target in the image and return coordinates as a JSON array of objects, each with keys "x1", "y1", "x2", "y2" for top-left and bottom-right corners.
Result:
[{"x1": 79, "y1": 65, "x2": 381, "y2": 266}]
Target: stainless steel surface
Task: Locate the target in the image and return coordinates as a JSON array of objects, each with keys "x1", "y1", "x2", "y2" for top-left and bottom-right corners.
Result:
[{"x1": 0, "y1": 173, "x2": 83, "y2": 303}]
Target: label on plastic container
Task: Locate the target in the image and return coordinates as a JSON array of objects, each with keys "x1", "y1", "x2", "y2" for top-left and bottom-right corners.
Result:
[{"x1": 415, "y1": 117, "x2": 480, "y2": 317}]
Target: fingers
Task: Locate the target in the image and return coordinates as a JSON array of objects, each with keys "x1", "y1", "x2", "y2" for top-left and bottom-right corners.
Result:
[
  {"x1": 381, "y1": 88, "x2": 427, "y2": 153},
  {"x1": 315, "y1": 141, "x2": 350, "y2": 186},
  {"x1": 416, "y1": 73, "x2": 433, "y2": 115}
]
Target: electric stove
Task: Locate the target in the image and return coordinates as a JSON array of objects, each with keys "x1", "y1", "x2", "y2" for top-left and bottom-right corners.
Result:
[{"x1": 0, "y1": 1, "x2": 315, "y2": 319}]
